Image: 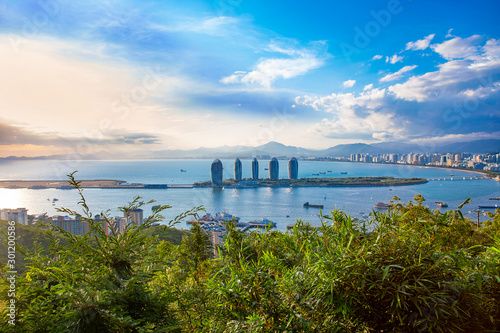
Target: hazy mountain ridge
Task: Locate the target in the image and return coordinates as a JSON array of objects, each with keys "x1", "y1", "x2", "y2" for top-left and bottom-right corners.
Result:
[{"x1": 2, "y1": 140, "x2": 499, "y2": 160}]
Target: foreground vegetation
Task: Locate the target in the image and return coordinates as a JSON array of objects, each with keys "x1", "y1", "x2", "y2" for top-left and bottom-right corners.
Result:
[{"x1": 1, "y1": 175, "x2": 500, "y2": 332}]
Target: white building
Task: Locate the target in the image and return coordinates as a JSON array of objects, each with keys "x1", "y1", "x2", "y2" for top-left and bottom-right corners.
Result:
[{"x1": 1, "y1": 208, "x2": 28, "y2": 225}]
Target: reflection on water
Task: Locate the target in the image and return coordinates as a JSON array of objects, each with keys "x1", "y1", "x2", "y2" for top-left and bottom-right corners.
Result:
[{"x1": 0, "y1": 160, "x2": 498, "y2": 231}]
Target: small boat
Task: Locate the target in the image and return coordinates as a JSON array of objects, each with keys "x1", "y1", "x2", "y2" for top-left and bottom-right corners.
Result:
[
  {"x1": 478, "y1": 205, "x2": 498, "y2": 209},
  {"x1": 312, "y1": 173, "x2": 319, "y2": 176},
  {"x1": 248, "y1": 218, "x2": 276, "y2": 228},
  {"x1": 340, "y1": 172, "x2": 347, "y2": 174},
  {"x1": 435, "y1": 201, "x2": 448, "y2": 208},
  {"x1": 489, "y1": 197, "x2": 500, "y2": 200},
  {"x1": 264, "y1": 168, "x2": 269, "y2": 170},
  {"x1": 319, "y1": 172, "x2": 326, "y2": 174},
  {"x1": 180, "y1": 169, "x2": 187, "y2": 172},
  {"x1": 374, "y1": 202, "x2": 392, "y2": 209},
  {"x1": 327, "y1": 170, "x2": 332, "y2": 172},
  {"x1": 303, "y1": 202, "x2": 324, "y2": 209}
]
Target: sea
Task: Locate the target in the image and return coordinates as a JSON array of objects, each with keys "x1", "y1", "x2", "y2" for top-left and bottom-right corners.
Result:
[{"x1": 0, "y1": 159, "x2": 499, "y2": 231}]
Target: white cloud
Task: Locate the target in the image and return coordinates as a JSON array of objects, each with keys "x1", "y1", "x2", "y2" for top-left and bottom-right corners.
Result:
[
  {"x1": 386, "y1": 54, "x2": 404, "y2": 64},
  {"x1": 431, "y1": 35, "x2": 482, "y2": 60},
  {"x1": 294, "y1": 88, "x2": 405, "y2": 140},
  {"x1": 296, "y1": 34, "x2": 500, "y2": 143},
  {"x1": 410, "y1": 131, "x2": 500, "y2": 145},
  {"x1": 343, "y1": 79, "x2": 356, "y2": 88},
  {"x1": 446, "y1": 29, "x2": 454, "y2": 38},
  {"x1": 405, "y1": 34, "x2": 435, "y2": 51},
  {"x1": 221, "y1": 40, "x2": 328, "y2": 88},
  {"x1": 390, "y1": 37, "x2": 500, "y2": 102},
  {"x1": 380, "y1": 65, "x2": 417, "y2": 82},
  {"x1": 150, "y1": 16, "x2": 240, "y2": 37},
  {"x1": 372, "y1": 54, "x2": 383, "y2": 60}
]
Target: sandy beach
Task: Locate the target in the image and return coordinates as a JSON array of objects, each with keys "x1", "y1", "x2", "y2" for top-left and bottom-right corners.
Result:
[{"x1": 0, "y1": 180, "x2": 124, "y2": 189}]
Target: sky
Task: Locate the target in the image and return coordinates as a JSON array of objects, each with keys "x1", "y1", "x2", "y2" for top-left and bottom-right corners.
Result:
[{"x1": 0, "y1": 0, "x2": 499, "y2": 157}]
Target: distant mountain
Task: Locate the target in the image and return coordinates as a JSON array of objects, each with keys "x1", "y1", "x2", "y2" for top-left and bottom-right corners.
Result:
[
  {"x1": 4, "y1": 139, "x2": 499, "y2": 160},
  {"x1": 437, "y1": 139, "x2": 500, "y2": 154}
]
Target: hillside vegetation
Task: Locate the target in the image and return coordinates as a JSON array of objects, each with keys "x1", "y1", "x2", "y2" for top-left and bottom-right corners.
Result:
[{"x1": 1, "y1": 173, "x2": 499, "y2": 332}]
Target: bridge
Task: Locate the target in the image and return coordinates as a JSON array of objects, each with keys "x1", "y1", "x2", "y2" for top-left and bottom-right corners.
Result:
[{"x1": 427, "y1": 176, "x2": 488, "y2": 181}]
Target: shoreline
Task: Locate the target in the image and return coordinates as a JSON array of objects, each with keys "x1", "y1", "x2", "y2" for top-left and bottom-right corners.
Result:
[
  {"x1": 0, "y1": 177, "x2": 430, "y2": 189},
  {"x1": 310, "y1": 159, "x2": 495, "y2": 177}
]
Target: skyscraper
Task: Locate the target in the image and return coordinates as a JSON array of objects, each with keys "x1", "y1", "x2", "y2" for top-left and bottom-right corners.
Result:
[
  {"x1": 288, "y1": 157, "x2": 298, "y2": 179},
  {"x1": 269, "y1": 157, "x2": 279, "y2": 180},
  {"x1": 251, "y1": 158, "x2": 259, "y2": 180},
  {"x1": 234, "y1": 158, "x2": 242, "y2": 181},
  {"x1": 211, "y1": 159, "x2": 223, "y2": 186}
]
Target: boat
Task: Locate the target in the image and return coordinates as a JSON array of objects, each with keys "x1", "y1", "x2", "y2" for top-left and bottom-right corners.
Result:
[
  {"x1": 180, "y1": 169, "x2": 186, "y2": 172},
  {"x1": 478, "y1": 205, "x2": 498, "y2": 209},
  {"x1": 303, "y1": 202, "x2": 324, "y2": 209},
  {"x1": 374, "y1": 202, "x2": 392, "y2": 209},
  {"x1": 489, "y1": 197, "x2": 500, "y2": 200},
  {"x1": 312, "y1": 173, "x2": 319, "y2": 176},
  {"x1": 264, "y1": 168, "x2": 268, "y2": 170},
  {"x1": 340, "y1": 172, "x2": 347, "y2": 174},
  {"x1": 319, "y1": 172, "x2": 326, "y2": 174},
  {"x1": 327, "y1": 170, "x2": 332, "y2": 172},
  {"x1": 435, "y1": 201, "x2": 448, "y2": 208},
  {"x1": 30, "y1": 185, "x2": 47, "y2": 189},
  {"x1": 247, "y1": 218, "x2": 276, "y2": 228}
]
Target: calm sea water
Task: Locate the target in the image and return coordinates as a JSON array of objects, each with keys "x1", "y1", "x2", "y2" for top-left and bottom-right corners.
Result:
[{"x1": 0, "y1": 159, "x2": 499, "y2": 231}]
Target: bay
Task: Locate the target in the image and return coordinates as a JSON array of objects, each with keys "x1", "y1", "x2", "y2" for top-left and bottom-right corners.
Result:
[{"x1": 0, "y1": 159, "x2": 499, "y2": 231}]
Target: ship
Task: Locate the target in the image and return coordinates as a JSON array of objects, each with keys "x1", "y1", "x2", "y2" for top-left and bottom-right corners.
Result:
[
  {"x1": 489, "y1": 197, "x2": 500, "y2": 200},
  {"x1": 478, "y1": 204, "x2": 499, "y2": 209},
  {"x1": 374, "y1": 202, "x2": 392, "y2": 209},
  {"x1": 303, "y1": 202, "x2": 324, "y2": 209},
  {"x1": 247, "y1": 218, "x2": 276, "y2": 228},
  {"x1": 435, "y1": 201, "x2": 448, "y2": 208},
  {"x1": 180, "y1": 169, "x2": 187, "y2": 172},
  {"x1": 340, "y1": 172, "x2": 347, "y2": 174}
]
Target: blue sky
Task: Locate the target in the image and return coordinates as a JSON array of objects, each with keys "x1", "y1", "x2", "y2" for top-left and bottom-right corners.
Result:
[{"x1": 0, "y1": 0, "x2": 499, "y2": 156}]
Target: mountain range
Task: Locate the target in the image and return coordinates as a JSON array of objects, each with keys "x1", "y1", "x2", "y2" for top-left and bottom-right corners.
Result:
[{"x1": 3, "y1": 139, "x2": 499, "y2": 160}]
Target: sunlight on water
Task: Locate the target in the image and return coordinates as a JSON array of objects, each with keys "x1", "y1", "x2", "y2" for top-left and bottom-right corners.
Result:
[{"x1": 0, "y1": 189, "x2": 23, "y2": 209}]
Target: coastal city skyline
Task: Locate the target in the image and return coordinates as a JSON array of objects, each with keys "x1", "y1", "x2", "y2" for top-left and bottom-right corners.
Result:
[{"x1": 1, "y1": 0, "x2": 499, "y2": 157}]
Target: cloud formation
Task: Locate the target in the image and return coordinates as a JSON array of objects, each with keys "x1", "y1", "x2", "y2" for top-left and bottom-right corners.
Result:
[
  {"x1": 406, "y1": 34, "x2": 435, "y2": 50},
  {"x1": 380, "y1": 65, "x2": 417, "y2": 82},
  {"x1": 0, "y1": 122, "x2": 161, "y2": 148},
  {"x1": 343, "y1": 79, "x2": 356, "y2": 88},
  {"x1": 297, "y1": 34, "x2": 500, "y2": 142},
  {"x1": 221, "y1": 40, "x2": 328, "y2": 88},
  {"x1": 386, "y1": 54, "x2": 403, "y2": 64},
  {"x1": 431, "y1": 35, "x2": 482, "y2": 60}
]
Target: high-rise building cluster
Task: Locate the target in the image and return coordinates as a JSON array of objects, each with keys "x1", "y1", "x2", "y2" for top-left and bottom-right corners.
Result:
[
  {"x1": 0, "y1": 208, "x2": 144, "y2": 237},
  {"x1": 0, "y1": 208, "x2": 28, "y2": 225},
  {"x1": 211, "y1": 157, "x2": 300, "y2": 185},
  {"x1": 347, "y1": 152, "x2": 500, "y2": 171}
]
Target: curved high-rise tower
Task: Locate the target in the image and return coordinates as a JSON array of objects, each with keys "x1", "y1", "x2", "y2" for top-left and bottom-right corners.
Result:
[
  {"x1": 234, "y1": 158, "x2": 242, "y2": 181},
  {"x1": 211, "y1": 159, "x2": 223, "y2": 186},
  {"x1": 269, "y1": 157, "x2": 279, "y2": 180},
  {"x1": 288, "y1": 157, "x2": 298, "y2": 179},
  {"x1": 251, "y1": 158, "x2": 259, "y2": 180}
]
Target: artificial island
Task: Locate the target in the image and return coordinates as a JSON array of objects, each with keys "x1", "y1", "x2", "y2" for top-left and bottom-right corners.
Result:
[
  {"x1": 0, "y1": 157, "x2": 428, "y2": 189},
  {"x1": 193, "y1": 157, "x2": 427, "y2": 188}
]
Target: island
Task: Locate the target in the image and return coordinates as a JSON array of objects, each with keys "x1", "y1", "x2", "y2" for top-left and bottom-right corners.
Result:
[
  {"x1": 194, "y1": 176, "x2": 428, "y2": 188},
  {"x1": 0, "y1": 176, "x2": 427, "y2": 190}
]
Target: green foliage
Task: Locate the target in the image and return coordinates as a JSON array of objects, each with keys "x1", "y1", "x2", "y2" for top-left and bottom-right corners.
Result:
[{"x1": 2, "y1": 175, "x2": 500, "y2": 333}]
